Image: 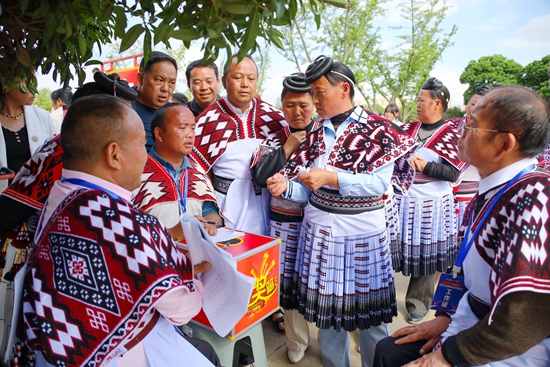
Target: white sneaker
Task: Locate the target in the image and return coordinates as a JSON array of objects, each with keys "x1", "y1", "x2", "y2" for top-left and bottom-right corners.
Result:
[{"x1": 287, "y1": 349, "x2": 305, "y2": 364}]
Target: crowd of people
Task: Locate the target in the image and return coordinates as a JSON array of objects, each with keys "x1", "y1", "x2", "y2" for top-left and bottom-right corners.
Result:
[{"x1": 0, "y1": 51, "x2": 549, "y2": 367}]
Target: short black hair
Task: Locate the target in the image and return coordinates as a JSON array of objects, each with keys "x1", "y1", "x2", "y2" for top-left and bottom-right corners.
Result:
[
  {"x1": 171, "y1": 93, "x2": 189, "y2": 104},
  {"x1": 185, "y1": 60, "x2": 219, "y2": 84},
  {"x1": 139, "y1": 51, "x2": 178, "y2": 74},
  {"x1": 325, "y1": 62, "x2": 356, "y2": 101},
  {"x1": 483, "y1": 85, "x2": 550, "y2": 158},
  {"x1": 150, "y1": 102, "x2": 189, "y2": 141},
  {"x1": 223, "y1": 55, "x2": 258, "y2": 79},
  {"x1": 61, "y1": 95, "x2": 130, "y2": 167},
  {"x1": 51, "y1": 87, "x2": 73, "y2": 105}
]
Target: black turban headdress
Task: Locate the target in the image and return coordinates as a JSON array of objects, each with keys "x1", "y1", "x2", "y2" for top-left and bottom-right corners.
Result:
[
  {"x1": 72, "y1": 72, "x2": 138, "y2": 103},
  {"x1": 422, "y1": 77, "x2": 450, "y2": 105},
  {"x1": 282, "y1": 72, "x2": 311, "y2": 93},
  {"x1": 304, "y1": 55, "x2": 333, "y2": 85}
]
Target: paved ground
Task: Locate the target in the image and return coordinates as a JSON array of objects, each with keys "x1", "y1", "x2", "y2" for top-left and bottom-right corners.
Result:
[{"x1": 261, "y1": 272, "x2": 436, "y2": 367}]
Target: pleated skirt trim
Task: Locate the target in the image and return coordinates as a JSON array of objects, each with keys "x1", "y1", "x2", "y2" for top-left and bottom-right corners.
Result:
[
  {"x1": 292, "y1": 219, "x2": 397, "y2": 332},
  {"x1": 269, "y1": 220, "x2": 301, "y2": 310},
  {"x1": 395, "y1": 193, "x2": 458, "y2": 277}
]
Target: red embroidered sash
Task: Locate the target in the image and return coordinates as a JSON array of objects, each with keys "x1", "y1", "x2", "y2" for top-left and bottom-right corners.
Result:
[
  {"x1": 133, "y1": 155, "x2": 219, "y2": 213},
  {"x1": 462, "y1": 171, "x2": 550, "y2": 322},
  {"x1": 3, "y1": 135, "x2": 63, "y2": 210},
  {"x1": 280, "y1": 107, "x2": 416, "y2": 187},
  {"x1": 401, "y1": 119, "x2": 466, "y2": 171},
  {"x1": 193, "y1": 98, "x2": 289, "y2": 172}
]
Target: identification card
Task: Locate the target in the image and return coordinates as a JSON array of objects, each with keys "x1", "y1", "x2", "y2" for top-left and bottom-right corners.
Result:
[{"x1": 430, "y1": 273, "x2": 464, "y2": 315}]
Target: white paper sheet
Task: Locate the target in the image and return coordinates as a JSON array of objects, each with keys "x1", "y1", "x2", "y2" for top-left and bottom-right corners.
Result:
[{"x1": 179, "y1": 214, "x2": 255, "y2": 337}]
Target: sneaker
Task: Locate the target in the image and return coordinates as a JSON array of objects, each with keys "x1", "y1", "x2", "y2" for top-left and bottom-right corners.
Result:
[{"x1": 287, "y1": 349, "x2": 305, "y2": 364}]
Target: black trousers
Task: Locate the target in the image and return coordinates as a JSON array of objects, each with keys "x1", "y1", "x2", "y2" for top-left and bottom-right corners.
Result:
[{"x1": 373, "y1": 336, "x2": 426, "y2": 367}]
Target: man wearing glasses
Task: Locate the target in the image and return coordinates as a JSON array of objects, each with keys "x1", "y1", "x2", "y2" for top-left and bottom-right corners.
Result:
[{"x1": 374, "y1": 85, "x2": 550, "y2": 367}]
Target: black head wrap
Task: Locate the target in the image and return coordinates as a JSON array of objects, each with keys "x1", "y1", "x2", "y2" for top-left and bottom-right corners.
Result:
[
  {"x1": 282, "y1": 73, "x2": 310, "y2": 93},
  {"x1": 474, "y1": 85, "x2": 495, "y2": 96},
  {"x1": 72, "y1": 72, "x2": 137, "y2": 103},
  {"x1": 304, "y1": 55, "x2": 333, "y2": 85},
  {"x1": 422, "y1": 77, "x2": 450, "y2": 112}
]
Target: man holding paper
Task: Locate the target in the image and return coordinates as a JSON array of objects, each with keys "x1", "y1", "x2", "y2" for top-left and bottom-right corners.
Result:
[
  {"x1": 20, "y1": 95, "x2": 218, "y2": 367},
  {"x1": 133, "y1": 102, "x2": 222, "y2": 236}
]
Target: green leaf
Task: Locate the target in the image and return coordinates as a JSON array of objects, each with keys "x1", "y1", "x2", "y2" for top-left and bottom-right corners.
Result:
[
  {"x1": 268, "y1": 28, "x2": 285, "y2": 49},
  {"x1": 77, "y1": 35, "x2": 87, "y2": 55},
  {"x1": 288, "y1": 0, "x2": 298, "y2": 19},
  {"x1": 120, "y1": 24, "x2": 145, "y2": 53},
  {"x1": 64, "y1": 19, "x2": 73, "y2": 39},
  {"x1": 241, "y1": 6, "x2": 260, "y2": 55},
  {"x1": 207, "y1": 27, "x2": 222, "y2": 39},
  {"x1": 113, "y1": 6, "x2": 127, "y2": 38},
  {"x1": 17, "y1": 82, "x2": 26, "y2": 94},
  {"x1": 143, "y1": 27, "x2": 152, "y2": 62},
  {"x1": 218, "y1": 4, "x2": 256, "y2": 15},
  {"x1": 169, "y1": 28, "x2": 200, "y2": 42},
  {"x1": 154, "y1": 23, "x2": 171, "y2": 45},
  {"x1": 314, "y1": 13, "x2": 321, "y2": 28},
  {"x1": 322, "y1": 0, "x2": 348, "y2": 7},
  {"x1": 84, "y1": 59, "x2": 103, "y2": 66}
]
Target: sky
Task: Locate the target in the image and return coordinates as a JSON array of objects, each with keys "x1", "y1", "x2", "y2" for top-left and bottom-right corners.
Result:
[{"x1": 36, "y1": 0, "x2": 550, "y2": 109}]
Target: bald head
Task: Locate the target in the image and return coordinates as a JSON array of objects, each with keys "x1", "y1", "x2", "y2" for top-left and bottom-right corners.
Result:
[{"x1": 478, "y1": 86, "x2": 550, "y2": 158}]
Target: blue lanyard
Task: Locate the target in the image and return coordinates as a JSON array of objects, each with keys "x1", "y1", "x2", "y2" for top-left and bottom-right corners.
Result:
[
  {"x1": 61, "y1": 177, "x2": 123, "y2": 201},
  {"x1": 163, "y1": 166, "x2": 188, "y2": 213},
  {"x1": 452, "y1": 164, "x2": 536, "y2": 277}
]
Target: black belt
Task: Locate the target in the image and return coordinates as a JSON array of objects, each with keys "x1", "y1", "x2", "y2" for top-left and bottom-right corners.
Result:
[
  {"x1": 309, "y1": 187, "x2": 384, "y2": 215},
  {"x1": 213, "y1": 174, "x2": 262, "y2": 196}
]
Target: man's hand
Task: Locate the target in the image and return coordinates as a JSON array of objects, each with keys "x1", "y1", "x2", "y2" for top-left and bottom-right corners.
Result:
[
  {"x1": 267, "y1": 173, "x2": 288, "y2": 197},
  {"x1": 283, "y1": 131, "x2": 307, "y2": 158},
  {"x1": 402, "y1": 348, "x2": 451, "y2": 367},
  {"x1": 195, "y1": 215, "x2": 219, "y2": 236},
  {"x1": 410, "y1": 155, "x2": 428, "y2": 172},
  {"x1": 194, "y1": 261, "x2": 211, "y2": 275},
  {"x1": 167, "y1": 223, "x2": 185, "y2": 242},
  {"x1": 392, "y1": 316, "x2": 451, "y2": 355},
  {"x1": 297, "y1": 168, "x2": 338, "y2": 191}
]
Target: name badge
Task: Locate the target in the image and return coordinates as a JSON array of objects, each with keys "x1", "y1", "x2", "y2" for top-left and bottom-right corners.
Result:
[{"x1": 430, "y1": 273, "x2": 464, "y2": 315}]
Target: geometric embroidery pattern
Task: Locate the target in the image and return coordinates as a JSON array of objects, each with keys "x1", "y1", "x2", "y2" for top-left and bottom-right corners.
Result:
[
  {"x1": 193, "y1": 98, "x2": 288, "y2": 172},
  {"x1": 20, "y1": 189, "x2": 195, "y2": 367},
  {"x1": 471, "y1": 172, "x2": 550, "y2": 321},
  {"x1": 282, "y1": 106, "x2": 415, "y2": 177},
  {"x1": 401, "y1": 118, "x2": 466, "y2": 171},
  {"x1": 50, "y1": 233, "x2": 120, "y2": 315}
]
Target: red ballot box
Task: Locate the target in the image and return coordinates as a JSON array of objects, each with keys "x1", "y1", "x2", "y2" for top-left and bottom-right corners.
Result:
[{"x1": 182, "y1": 232, "x2": 281, "y2": 339}]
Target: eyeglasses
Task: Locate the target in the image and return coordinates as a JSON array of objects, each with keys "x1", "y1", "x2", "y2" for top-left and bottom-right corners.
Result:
[{"x1": 460, "y1": 122, "x2": 510, "y2": 135}]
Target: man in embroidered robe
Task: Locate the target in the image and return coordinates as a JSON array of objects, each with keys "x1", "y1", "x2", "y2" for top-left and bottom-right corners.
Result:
[
  {"x1": 185, "y1": 60, "x2": 221, "y2": 117},
  {"x1": 133, "y1": 103, "x2": 222, "y2": 235},
  {"x1": 374, "y1": 86, "x2": 550, "y2": 367},
  {"x1": 20, "y1": 95, "x2": 216, "y2": 367},
  {"x1": 0, "y1": 75, "x2": 138, "y2": 361},
  {"x1": 193, "y1": 55, "x2": 288, "y2": 236},
  {"x1": 266, "y1": 55, "x2": 416, "y2": 367}
]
